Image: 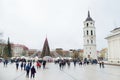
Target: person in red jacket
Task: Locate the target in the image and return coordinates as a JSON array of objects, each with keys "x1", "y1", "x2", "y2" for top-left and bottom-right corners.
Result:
[{"x1": 36, "y1": 61, "x2": 41, "y2": 69}]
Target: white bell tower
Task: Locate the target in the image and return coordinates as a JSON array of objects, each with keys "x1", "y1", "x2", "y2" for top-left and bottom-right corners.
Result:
[{"x1": 83, "y1": 11, "x2": 97, "y2": 59}]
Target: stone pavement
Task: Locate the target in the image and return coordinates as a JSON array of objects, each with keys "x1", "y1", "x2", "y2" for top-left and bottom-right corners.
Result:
[{"x1": 0, "y1": 62, "x2": 120, "y2": 80}]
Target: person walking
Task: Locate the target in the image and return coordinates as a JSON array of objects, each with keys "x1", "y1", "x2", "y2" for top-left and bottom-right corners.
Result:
[
  {"x1": 59, "y1": 60, "x2": 62, "y2": 70},
  {"x1": 3, "y1": 60, "x2": 6, "y2": 67},
  {"x1": 31, "y1": 66, "x2": 36, "y2": 78},
  {"x1": 20, "y1": 62, "x2": 23, "y2": 70},
  {"x1": 99, "y1": 61, "x2": 102, "y2": 68},
  {"x1": 73, "y1": 60, "x2": 77, "y2": 67},
  {"x1": 23, "y1": 62, "x2": 26, "y2": 70},
  {"x1": 30, "y1": 61, "x2": 32, "y2": 68},
  {"x1": 101, "y1": 61, "x2": 104, "y2": 68},
  {"x1": 4, "y1": 59, "x2": 8, "y2": 67},
  {"x1": 16, "y1": 61, "x2": 19, "y2": 70},
  {"x1": 79, "y1": 61, "x2": 82, "y2": 66},
  {"x1": 67, "y1": 60, "x2": 70, "y2": 68},
  {"x1": 36, "y1": 61, "x2": 41, "y2": 69},
  {"x1": 26, "y1": 64, "x2": 31, "y2": 78},
  {"x1": 43, "y1": 60, "x2": 46, "y2": 69}
]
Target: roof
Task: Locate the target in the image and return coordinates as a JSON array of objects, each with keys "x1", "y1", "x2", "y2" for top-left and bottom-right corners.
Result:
[
  {"x1": 85, "y1": 11, "x2": 93, "y2": 21},
  {"x1": 12, "y1": 44, "x2": 29, "y2": 50},
  {"x1": 105, "y1": 27, "x2": 120, "y2": 39},
  {"x1": 111, "y1": 27, "x2": 120, "y2": 32}
]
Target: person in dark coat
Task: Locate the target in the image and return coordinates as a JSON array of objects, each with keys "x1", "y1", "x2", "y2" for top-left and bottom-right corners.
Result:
[
  {"x1": 20, "y1": 62, "x2": 23, "y2": 70},
  {"x1": 67, "y1": 60, "x2": 70, "y2": 68},
  {"x1": 23, "y1": 62, "x2": 26, "y2": 70},
  {"x1": 3, "y1": 60, "x2": 6, "y2": 67},
  {"x1": 16, "y1": 61, "x2": 19, "y2": 70},
  {"x1": 59, "y1": 61, "x2": 62, "y2": 70},
  {"x1": 43, "y1": 60, "x2": 46, "y2": 69},
  {"x1": 30, "y1": 61, "x2": 32, "y2": 68},
  {"x1": 73, "y1": 60, "x2": 77, "y2": 67},
  {"x1": 101, "y1": 61, "x2": 104, "y2": 68},
  {"x1": 99, "y1": 61, "x2": 102, "y2": 68},
  {"x1": 4, "y1": 60, "x2": 8, "y2": 67},
  {"x1": 31, "y1": 66, "x2": 36, "y2": 78}
]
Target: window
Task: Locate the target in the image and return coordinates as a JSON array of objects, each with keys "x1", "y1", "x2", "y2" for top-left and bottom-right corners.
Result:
[
  {"x1": 87, "y1": 40, "x2": 89, "y2": 44},
  {"x1": 91, "y1": 40, "x2": 93, "y2": 44},
  {"x1": 87, "y1": 30, "x2": 88, "y2": 35},
  {"x1": 87, "y1": 23, "x2": 89, "y2": 27},
  {"x1": 91, "y1": 30, "x2": 93, "y2": 35}
]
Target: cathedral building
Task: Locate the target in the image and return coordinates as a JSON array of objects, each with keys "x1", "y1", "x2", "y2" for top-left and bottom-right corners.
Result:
[{"x1": 105, "y1": 27, "x2": 120, "y2": 63}]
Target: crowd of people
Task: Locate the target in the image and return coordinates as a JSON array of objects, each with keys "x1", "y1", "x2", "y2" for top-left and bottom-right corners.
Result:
[
  {"x1": 1, "y1": 58, "x2": 105, "y2": 79},
  {"x1": 15, "y1": 59, "x2": 47, "y2": 78},
  {"x1": 2, "y1": 58, "x2": 47, "y2": 79},
  {"x1": 54, "y1": 58, "x2": 104, "y2": 70}
]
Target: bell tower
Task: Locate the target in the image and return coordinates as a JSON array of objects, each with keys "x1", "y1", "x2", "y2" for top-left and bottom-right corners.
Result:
[{"x1": 83, "y1": 11, "x2": 97, "y2": 59}]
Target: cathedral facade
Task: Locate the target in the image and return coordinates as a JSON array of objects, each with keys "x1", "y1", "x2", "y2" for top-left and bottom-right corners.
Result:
[{"x1": 105, "y1": 27, "x2": 120, "y2": 63}]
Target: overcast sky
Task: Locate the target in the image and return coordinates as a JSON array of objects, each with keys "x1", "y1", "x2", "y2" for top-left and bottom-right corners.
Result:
[{"x1": 0, "y1": 0, "x2": 120, "y2": 50}]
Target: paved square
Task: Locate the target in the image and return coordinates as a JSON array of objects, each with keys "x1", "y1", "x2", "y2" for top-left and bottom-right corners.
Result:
[{"x1": 0, "y1": 62, "x2": 120, "y2": 80}]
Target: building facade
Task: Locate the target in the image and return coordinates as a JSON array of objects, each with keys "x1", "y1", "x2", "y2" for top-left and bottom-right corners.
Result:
[
  {"x1": 98, "y1": 48, "x2": 108, "y2": 61},
  {"x1": 83, "y1": 11, "x2": 97, "y2": 59},
  {"x1": 12, "y1": 44, "x2": 29, "y2": 57},
  {"x1": 0, "y1": 31, "x2": 6, "y2": 57},
  {"x1": 105, "y1": 27, "x2": 120, "y2": 63}
]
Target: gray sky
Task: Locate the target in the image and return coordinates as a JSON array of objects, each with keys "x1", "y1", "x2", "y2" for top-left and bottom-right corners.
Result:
[{"x1": 0, "y1": 0, "x2": 120, "y2": 50}]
